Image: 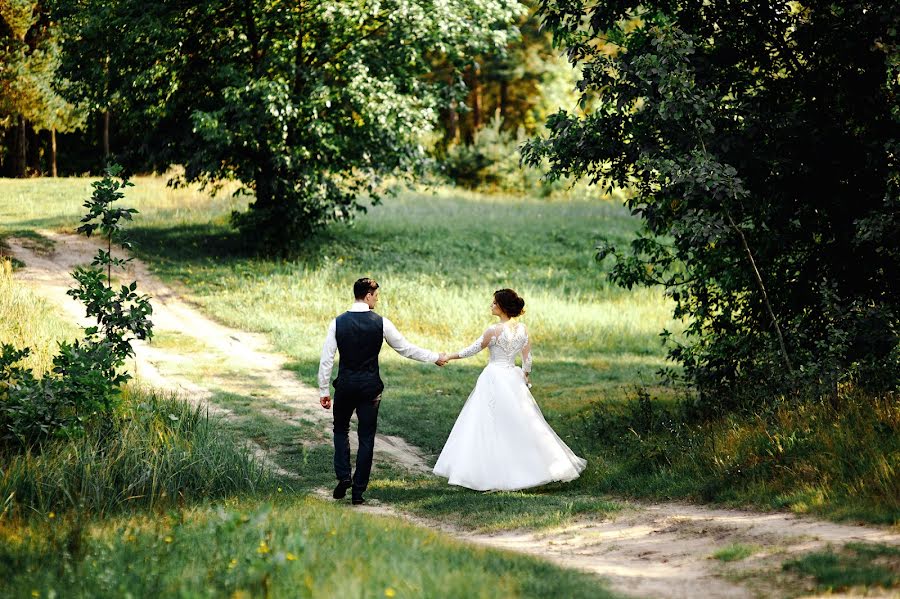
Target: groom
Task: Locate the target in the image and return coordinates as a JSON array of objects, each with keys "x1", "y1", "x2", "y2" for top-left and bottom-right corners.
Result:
[{"x1": 318, "y1": 277, "x2": 447, "y2": 505}]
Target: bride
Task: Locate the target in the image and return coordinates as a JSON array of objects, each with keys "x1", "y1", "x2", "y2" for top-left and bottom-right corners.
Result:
[{"x1": 433, "y1": 289, "x2": 586, "y2": 491}]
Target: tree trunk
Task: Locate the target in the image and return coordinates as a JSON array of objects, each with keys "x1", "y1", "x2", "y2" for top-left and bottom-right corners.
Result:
[
  {"x1": 445, "y1": 100, "x2": 460, "y2": 145},
  {"x1": 499, "y1": 79, "x2": 509, "y2": 120},
  {"x1": 26, "y1": 122, "x2": 41, "y2": 174},
  {"x1": 51, "y1": 127, "x2": 57, "y2": 177},
  {"x1": 468, "y1": 64, "x2": 482, "y2": 132},
  {"x1": 14, "y1": 115, "x2": 27, "y2": 178},
  {"x1": 102, "y1": 109, "x2": 110, "y2": 158}
]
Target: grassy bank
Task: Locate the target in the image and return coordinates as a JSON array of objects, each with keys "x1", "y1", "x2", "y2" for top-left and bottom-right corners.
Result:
[
  {"x1": 1, "y1": 176, "x2": 897, "y2": 527},
  {"x1": 0, "y1": 497, "x2": 609, "y2": 599}
]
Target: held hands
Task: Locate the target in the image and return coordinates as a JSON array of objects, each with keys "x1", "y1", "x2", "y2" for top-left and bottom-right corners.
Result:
[
  {"x1": 435, "y1": 352, "x2": 450, "y2": 367},
  {"x1": 320, "y1": 396, "x2": 332, "y2": 410}
]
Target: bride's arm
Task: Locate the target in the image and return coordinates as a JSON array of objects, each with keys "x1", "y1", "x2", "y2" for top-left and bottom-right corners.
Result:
[
  {"x1": 522, "y1": 325, "x2": 533, "y2": 386},
  {"x1": 448, "y1": 326, "x2": 495, "y2": 361}
]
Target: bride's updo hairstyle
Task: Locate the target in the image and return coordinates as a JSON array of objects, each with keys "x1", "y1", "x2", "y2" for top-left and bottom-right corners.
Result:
[{"x1": 494, "y1": 288, "x2": 525, "y2": 318}]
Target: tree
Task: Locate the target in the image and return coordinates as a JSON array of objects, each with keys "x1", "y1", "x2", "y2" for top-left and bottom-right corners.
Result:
[
  {"x1": 0, "y1": 0, "x2": 84, "y2": 176},
  {"x1": 434, "y1": 1, "x2": 578, "y2": 148},
  {"x1": 54, "y1": 0, "x2": 522, "y2": 249},
  {"x1": 524, "y1": 1, "x2": 900, "y2": 408}
]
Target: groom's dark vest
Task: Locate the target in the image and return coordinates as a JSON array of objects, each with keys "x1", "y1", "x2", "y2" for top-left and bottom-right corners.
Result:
[{"x1": 333, "y1": 310, "x2": 385, "y2": 398}]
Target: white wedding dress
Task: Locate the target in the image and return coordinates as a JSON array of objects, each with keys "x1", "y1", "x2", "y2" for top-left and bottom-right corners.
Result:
[{"x1": 433, "y1": 322, "x2": 587, "y2": 491}]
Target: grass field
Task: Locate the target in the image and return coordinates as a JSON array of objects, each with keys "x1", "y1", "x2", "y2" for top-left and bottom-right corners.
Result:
[
  {"x1": 2, "y1": 176, "x2": 898, "y2": 529},
  {"x1": 0, "y1": 240, "x2": 615, "y2": 598}
]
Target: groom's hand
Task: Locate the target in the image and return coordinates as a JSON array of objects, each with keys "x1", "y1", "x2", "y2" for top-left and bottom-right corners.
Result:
[
  {"x1": 435, "y1": 352, "x2": 449, "y2": 367},
  {"x1": 320, "y1": 396, "x2": 332, "y2": 409}
]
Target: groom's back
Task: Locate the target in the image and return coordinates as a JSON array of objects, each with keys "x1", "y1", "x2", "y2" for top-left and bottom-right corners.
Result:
[{"x1": 335, "y1": 311, "x2": 384, "y2": 375}]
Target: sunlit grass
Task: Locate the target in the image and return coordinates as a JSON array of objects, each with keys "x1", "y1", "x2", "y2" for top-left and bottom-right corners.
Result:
[
  {"x1": 713, "y1": 543, "x2": 757, "y2": 562},
  {"x1": 0, "y1": 259, "x2": 80, "y2": 375},
  {"x1": 0, "y1": 497, "x2": 613, "y2": 598}
]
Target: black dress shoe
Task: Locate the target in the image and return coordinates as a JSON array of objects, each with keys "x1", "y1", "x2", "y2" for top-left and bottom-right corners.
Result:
[
  {"x1": 333, "y1": 480, "x2": 352, "y2": 499},
  {"x1": 351, "y1": 496, "x2": 366, "y2": 506}
]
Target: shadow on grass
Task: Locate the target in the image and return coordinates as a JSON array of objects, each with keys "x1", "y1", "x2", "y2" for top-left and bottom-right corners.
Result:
[
  {"x1": 370, "y1": 475, "x2": 621, "y2": 532},
  {"x1": 129, "y1": 223, "x2": 250, "y2": 265}
]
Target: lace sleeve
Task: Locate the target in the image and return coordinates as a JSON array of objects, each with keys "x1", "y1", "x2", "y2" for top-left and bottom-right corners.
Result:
[
  {"x1": 521, "y1": 327, "x2": 533, "y2": 373},
  {"x1": 455, "y1": 326, "x2": 496, "y2": 359}
]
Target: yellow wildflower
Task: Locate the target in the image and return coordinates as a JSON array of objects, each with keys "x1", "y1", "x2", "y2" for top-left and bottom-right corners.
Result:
[
  {"x1": 286, "y1": 552, "x2": 297, "y2": 561},
  {"x1": 48, "y1": 512, "x2": 55, "y2": 519},
  {"x1": 385, "y1": 588, "x2": 396, "y2": 598},
  {"x1": 257, "y1": 541, "x2": 270, "y2": 555},
  {"x1": 228, "y1": 558, "x2": 238, "y2": 569},
  {"x1": 31, "y1": 591, "x2": 40, "y2": 598},
  {"x1": 164, "y1": 536, "x2": 173, "y2": 543}
]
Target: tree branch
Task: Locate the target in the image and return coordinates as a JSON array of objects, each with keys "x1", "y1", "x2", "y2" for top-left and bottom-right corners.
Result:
[{"x1": 725, "y1": 210, "x2": 794, "y2": 374}]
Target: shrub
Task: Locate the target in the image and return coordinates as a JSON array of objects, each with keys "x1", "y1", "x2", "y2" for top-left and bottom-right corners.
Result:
[{"x1": 0, "y1": 166, "x2": 152, "y2": 450}]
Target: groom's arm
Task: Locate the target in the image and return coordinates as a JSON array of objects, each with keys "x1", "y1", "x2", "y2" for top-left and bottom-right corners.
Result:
[
  {"x1": 382, "y1": 317, "x2": 441, "y2": 364},
  {"x1": 318, "y1": 319, "x2": 337, "y2": 408}
]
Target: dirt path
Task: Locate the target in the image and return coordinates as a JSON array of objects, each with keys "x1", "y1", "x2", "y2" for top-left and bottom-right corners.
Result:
[
  {"x1": 6, "y1": 230, "x2": 899, "y2": 599},
  {"x1": 5, "y1": 230, "x2": 430, "y2": 474}
]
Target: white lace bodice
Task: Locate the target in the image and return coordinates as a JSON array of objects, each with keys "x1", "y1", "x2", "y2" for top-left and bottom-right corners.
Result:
[{"x1": 456, "y1": 322, "x2": 532, "y2": 372}]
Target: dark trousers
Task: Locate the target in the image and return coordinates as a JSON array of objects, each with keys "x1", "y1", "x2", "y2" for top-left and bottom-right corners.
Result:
[{"x1": 333, "y1": 388, "x2": 381, "y2": 498}]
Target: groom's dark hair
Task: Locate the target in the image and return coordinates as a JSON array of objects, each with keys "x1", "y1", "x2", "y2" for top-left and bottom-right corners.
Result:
[{"x1": 354, "y1": 277, "x2": 379, "y2": 300}]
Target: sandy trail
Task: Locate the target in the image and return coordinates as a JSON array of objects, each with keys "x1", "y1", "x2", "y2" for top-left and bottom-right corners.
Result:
[{"x1": 6, "y1": 230, "x2": 898, "y2": 599}]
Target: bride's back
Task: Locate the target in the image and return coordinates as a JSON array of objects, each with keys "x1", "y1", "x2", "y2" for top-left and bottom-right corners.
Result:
[{"x1": 486, "y1": 322, "x2": 529, "y2": 366}]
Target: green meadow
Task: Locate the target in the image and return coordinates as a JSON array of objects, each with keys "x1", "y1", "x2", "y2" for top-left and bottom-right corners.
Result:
[{"x1": 2, "y1": 175, "x2": 897, "y2": 528}]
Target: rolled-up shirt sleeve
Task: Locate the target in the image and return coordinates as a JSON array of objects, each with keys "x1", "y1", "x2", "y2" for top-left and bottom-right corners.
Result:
[
  {"x1": 317, "y1": 319, "x2": 337, "y2": 396},
  {"x1": 383, "y1": 317, "x2": 439, "y2": 363}
]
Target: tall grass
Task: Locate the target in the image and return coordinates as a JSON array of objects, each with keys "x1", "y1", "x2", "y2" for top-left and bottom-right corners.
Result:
[
  {"x1": 584, "y1": 389, "x2": 900, "y2": 523},
  {"x1": 0, "y1": 387, "x2": 271, "y2": 519},
  {"x1": 0, "y1": 180, "x2": 617, "y2": 598},
  {"x1": 0, "y1": 260, "x2": 80, "y2": 374}
]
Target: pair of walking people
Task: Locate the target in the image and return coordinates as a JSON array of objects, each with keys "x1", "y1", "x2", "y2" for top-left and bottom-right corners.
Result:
[{"x1": 318, "y1": 277, "x2": 586, "y2": 504}]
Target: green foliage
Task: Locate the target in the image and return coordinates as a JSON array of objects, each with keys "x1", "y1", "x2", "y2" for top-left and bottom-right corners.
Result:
[
  {"x1": 783, "y1": 543, "x2": 900, "y2": 592},
  {"x1": 0, "y1": 166, "x2": 151, "y2": 450},
  {"x1": 53, "y1": 0, "x2": 524, "y2": 251},
  {"x1": 0, "y1": 0, "x2": 86, "y2": 175},
  {"x1": 443, "y1": 112, "x2": 540, "y2": 193},
  {"x1": 524, "y1": 2, "x2": 900, "y2": 409}
]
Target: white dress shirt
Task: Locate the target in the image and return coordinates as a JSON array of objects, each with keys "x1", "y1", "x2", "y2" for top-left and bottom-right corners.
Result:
[{"x1": 318, "y1": 302, "x2": 439, "y2": 396}]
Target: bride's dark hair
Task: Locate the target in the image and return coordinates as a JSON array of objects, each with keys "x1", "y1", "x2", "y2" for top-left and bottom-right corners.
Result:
[{"x1": 494, "y1": 288, "x2": 525, "y2": 318}]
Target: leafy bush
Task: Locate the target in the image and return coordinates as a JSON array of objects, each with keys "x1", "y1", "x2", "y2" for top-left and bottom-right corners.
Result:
[
  {"x1": 525, "y1": 3, "x2": 900, "y2": 410},
  {"x1": 443, "y1": 113, "x2": 536, "y2": 193},
  {"x1": 0, "y1": 166, "x2": 152, "y2": 450},
  {"x1": 443, "y1": 112, "x2": 604, "y2": 198}
]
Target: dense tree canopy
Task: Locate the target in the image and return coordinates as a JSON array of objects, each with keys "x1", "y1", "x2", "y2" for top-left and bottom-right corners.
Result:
[
  {"x1": 524, "y1": 1, "x2": 900, "y2": 407},
  {"x1": 53, "y1": 0, "x2": 523, "y2": 248}
]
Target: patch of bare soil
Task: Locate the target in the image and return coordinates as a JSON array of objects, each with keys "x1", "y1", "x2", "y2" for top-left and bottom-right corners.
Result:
[{"x1": 7, "y1": 230, "x2": 899, "y2": 599}]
